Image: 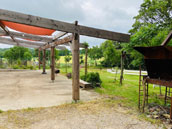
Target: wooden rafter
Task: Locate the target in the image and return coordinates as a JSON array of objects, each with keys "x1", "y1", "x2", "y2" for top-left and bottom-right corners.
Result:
[
  {"x1": 0, "y1": 29, "x2": 53, "y2": 42},
  {"x1": 41, "y1": 35, "x2": 73, "y2": 49},
  {"x1": 0, "y1": 36, "x2": 45, "y2": 47},
  {"x1": 0, "y1": 9, "x2": 130, "y2": 42},
  {"x1": 0, "y1": 41, "x2": 39, "y2": 48},
  {"x1": 0, "y1": 21, "x2": 17, "y2": 43},
  {"x1": 53, "y1": 32, "x2": 67, "y2": 40}
]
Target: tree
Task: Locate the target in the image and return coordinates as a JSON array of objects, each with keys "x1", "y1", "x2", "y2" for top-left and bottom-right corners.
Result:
[
  {"x1": 88, "y1": 46, "x2": 102, "y2": 66},
  {"x1": 126, "y1": 0, "x2": 172, "y2": 69},
  {"x1": 100, "y1": 40, "x2": 121, "y2": 67},
  {"x1": 4, "y1": 46, "x2": 32, "y2": 65},
  {"x1": 54, "y1": 48, "x2": 60, "y2": 61},
  {"x1": 24, "y1": 51, "x2": 32, "y2": 66},
  {"x1": 65, "y1": 55, "x2": 71, "y2": 73},
  {"x1": 64, "y1": 49, "x2": 71, "y2": 73},
  {"x1": 130, "y1": 0, "x2": 172, "y2": 34}
]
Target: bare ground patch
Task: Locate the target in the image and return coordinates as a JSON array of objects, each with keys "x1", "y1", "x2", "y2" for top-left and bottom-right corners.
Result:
[{"x1": 0, "y1": 99, "x2": 167, "y2": 129}]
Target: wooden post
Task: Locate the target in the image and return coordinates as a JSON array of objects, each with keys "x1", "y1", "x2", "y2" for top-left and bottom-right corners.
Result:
[
  {"x1": 120, "y1": 51, "x2": 124, "y2": 85},
  {"x1": 170, "y1": 93, "x2": 172, "y2": 121},
  {"x1": 72, "y1": 21, "x2": 80, "y2": 101},
  {"x1": 85, "y1": 46, "x2": 88, "y2": 76},
  {"x1": 38, "y1": 49, "x2": 41, "y2": 70},
  {"x1": 51, "y1": 46, "x2": 55, "y2": 82},
  {"x1": 42, "y1": 49, "x2": 47, "y2": 74},
  {"x1": 142, "y1": 79, "x2": 146, "y2": 113}
]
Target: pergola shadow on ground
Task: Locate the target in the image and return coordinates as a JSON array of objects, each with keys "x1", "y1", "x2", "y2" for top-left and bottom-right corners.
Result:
[
  {"x1": 0, "y1": 9, "x2": 130, "y2": 101},
  {"x1": 0, "y1": 70, "x2": 99, "y2": 111}
]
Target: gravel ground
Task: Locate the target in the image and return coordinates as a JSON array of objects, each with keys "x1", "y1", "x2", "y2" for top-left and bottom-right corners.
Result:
[{"x1": 0, "y1": 99, "x2": 167, "y2": 129}]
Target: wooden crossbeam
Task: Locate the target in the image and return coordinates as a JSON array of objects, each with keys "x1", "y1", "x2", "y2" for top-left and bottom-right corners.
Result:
[
  {"x1": 41, "y1": 35, "x2": 73, "y2": 49},
  {"x1": 161, "y1": 31, "x2": 172, "y2": 46},
  {"x1": 53, "y1": 32, "x2": 67, "y2": 40},
  {"x1": 0, "y1": 40, "x2": 39, "y2": 48},
  {"x1": 0, "y1": 29, "x2": 53, "y2": 42},
  {"x1": 0, "y1": 9, "x2": 130, "y2": 42},
  {"x1": 56, "y1": 46, "x2": 66, "y2": 50},
  {"x1": 0, "y1": 36, "x2": 45, "y2": 47},
  {"x1": 0, "y1": 21, "x2": 17, "y2": 43}
]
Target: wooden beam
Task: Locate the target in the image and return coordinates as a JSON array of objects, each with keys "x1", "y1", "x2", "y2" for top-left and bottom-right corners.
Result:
[
  {"x1": 38, "y1": 49, "x2": 41, "y2": 69},
  {"x1": 42, "y1": 35, "x2": 72, "y2": 49},
  {"x1": 0, "y1": 9, "x2": 130, "y2": 42},
  {"x1": 53, "y1": 32, "x2": 67, "y2": 40},
  {"x1": 85, "y1": 46, "x2": 88, "y2": 76},
  {"x1": 56, "y1": 46, "x2": 66, "y2": 50},
  {"x1": 51, "y1": 46, "x2": 55, "y2": 81},
  {"x1": 0, "y1": 36, "x2": 46, "y2": 46},
  {"x1": 72, "y1": 21, "x2": 80, "y2": 101},
  {"x1": 0, "y1": 21, "x2": 17, "y2": 43},
  {"x1": 42, "y1": 49, "x2": 46, "y2": 74},
  {"x1": 0, "y1": 29, "x2": 53, "y2": 42},
  {"x1": 161, "y1": 31, "x2": 172, "y2": 46},
  {"x1": 0, "y1": 42, "x2": 39, "y2": 48}
]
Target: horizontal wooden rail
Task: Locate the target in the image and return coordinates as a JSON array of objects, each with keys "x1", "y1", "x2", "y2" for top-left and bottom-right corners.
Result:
[{"x1": 0, "y1": 9, "x2": 130, "y2": 42}]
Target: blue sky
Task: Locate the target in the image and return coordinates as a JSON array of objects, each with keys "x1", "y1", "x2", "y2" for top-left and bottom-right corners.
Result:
[{"x1": 0, "y1": 0, "x2": 143, "y2": 48}]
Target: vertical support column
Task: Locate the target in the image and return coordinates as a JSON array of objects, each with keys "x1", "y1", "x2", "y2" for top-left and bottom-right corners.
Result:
[
  {"x1": 51, "y1": 46, "x2": 55, "y2": 82},
  {"x1": 38, "y1": 49, "x2": 41, "y2": 70},
  {"x1": 42, "y1": 49, "x2": 47, "y2": 74},
  {"x1": 72, "y1": 21, "x2": 80, "y2": 101},
  {"x1": 85, "y1": 46, "x2": 88, "y2": 76},
  {"x1": 120, "y1": 51, "x2": 124, "y2": 85},
  {"x1": 170, "y1": 93, "x2": 172, "y2": 121}
]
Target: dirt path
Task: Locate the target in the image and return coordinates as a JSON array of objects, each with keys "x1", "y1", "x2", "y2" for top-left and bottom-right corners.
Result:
[
  {"x1": 0, "y1": 70, "x2": 99, "y2": 111},
  {"x1": 0, "y1": 100, "x2": 165, "y2": 129}
]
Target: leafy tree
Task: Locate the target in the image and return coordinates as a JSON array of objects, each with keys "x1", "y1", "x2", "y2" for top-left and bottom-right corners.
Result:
[
  {"x1": 88, "y1": 46, "x2": 102, "y2": 66},
  {"x1": 24, "y1": 51, "x2": 32, "y2": 66},
  {"x1": 126, "y1": 0, "x2": 172, "y2": 69},
  {"x1": 4, "y1": 46, "x2": 32, "y2": 65},
  {"x1": 64, "y1": 49, "x2": 71, "y2": 73},
  {"x1": 130, "y1": 0, "x2": 172, "y2": 34},
  {"x1": 54, "y1": 49, "x2": 60, "y2": 61},
  {"x1": 100, "y1": 40, "x2": 121, "y2": 67}
]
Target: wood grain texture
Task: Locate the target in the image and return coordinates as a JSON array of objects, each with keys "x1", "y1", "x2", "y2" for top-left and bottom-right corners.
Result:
[
  {"x1": 72, "y1": 33, "x2": 80, "y2": 101},
  {"x1": 51, "y1": 46, "x2": 55, "y2": 81},
  {"x1": 0, "y1": 9, "x2": 130, "y2": 42},
  {"x1": 0, "y1": 29, "x2": 53, "y2": 42}
]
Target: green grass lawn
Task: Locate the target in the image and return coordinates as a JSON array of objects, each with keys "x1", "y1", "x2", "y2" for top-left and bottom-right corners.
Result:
[{"x1": 60, "y1": 66, "x2": 170, "y2": 110}]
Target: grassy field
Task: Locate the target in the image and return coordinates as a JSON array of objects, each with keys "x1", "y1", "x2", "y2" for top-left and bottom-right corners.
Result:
[{"x1": 60, "y1": 67, "x2": 170, "y2": 110}]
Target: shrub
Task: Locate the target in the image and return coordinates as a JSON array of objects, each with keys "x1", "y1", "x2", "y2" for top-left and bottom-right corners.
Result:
[
  {"x1": 21, "y1": 65, "x2": 27, "y2": 69},
  {"x1": 81, "y1": 72, "x2": 102, "y2": 88},
  {"x1": 12, "y1": 65, "x2": 20, "y2": 69}
]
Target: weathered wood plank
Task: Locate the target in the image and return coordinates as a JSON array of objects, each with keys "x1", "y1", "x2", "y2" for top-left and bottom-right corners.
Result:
[
  {"x1": 42, "y1": 35, "x2": 72, "y2": 49},
  {"x1": 53, "y1": 32, "x2": 67, "y2": 40},
  {"x1": 0, "y1": 21, "x2": 17, "y2": 43},
  {"x1": 0, "y1": 41, "x2": 39, "y2": 48},
  {"x1": 51, "y1": 46, "x2": 55, "y2": 81},
  {"x1": 38, "y1": 49, "x2": 41, "y2": 69},
  {"x1": 0, "y1": 36, "x2": 45, "y2": 46},
  {"x1": 55, "y1": 46, "x2": 66, "y2": 50},
  {"x1": 85, "y1": 46, "x2": 88, "y2": 76},
  {"x1": 42, "y1": 49, "x2": 46, "y2": 74},
  {"x1": 72, "y1": 22, "x2": 80, "y2": 101},
  {"x1": 0, "y1": 9, "x2": 130, "y2": 42},
  {"x1": 0, "y1": 29, "x2": 53, "y2": 42}
]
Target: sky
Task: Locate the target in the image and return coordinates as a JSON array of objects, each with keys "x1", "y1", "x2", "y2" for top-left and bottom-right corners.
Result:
[{"x1": 0, "y1": 0, "x2": 143, "y2": 48}]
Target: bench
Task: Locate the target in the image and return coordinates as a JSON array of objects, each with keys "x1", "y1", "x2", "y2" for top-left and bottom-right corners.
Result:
[{"x1": 79, "y1": 80, "x2": 92, "y2": 89}]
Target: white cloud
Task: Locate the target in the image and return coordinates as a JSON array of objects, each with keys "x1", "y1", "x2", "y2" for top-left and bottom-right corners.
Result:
[{"x1": 0, "y1": 0, "x2": 143, "y2": 48}]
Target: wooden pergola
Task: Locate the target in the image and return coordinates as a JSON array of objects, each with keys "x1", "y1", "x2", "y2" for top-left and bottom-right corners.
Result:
[{"x1": 0, "y1": 9, "x2": 130, "y2": 101}]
